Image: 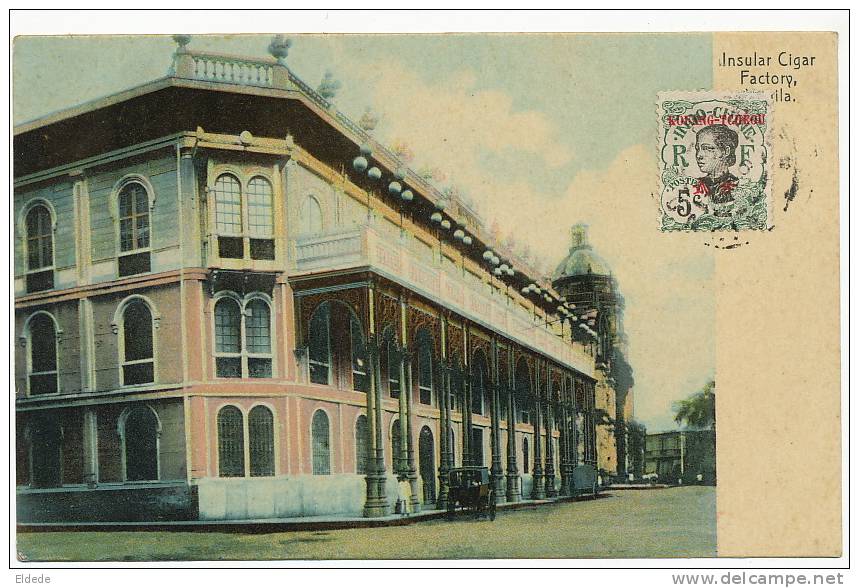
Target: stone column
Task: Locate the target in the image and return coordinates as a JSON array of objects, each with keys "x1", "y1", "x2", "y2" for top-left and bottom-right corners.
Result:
[
  {"x1": 489, "y1": 340, "x2": 504, "y2": 501},
  {"x1": 436, "y1": 359, "x2": 451, "y2": 510},
  {"x1": 397, "y1": 348, "x2": 409, "y2": 478},
  {"x1": 405, "y1": 356, "x2": 421, "y2": 512},
  {"x1": 559, "y1": 394, "x2": 572, "y2": 496},
  {"x1": 505, "y1": 348, "x2": 520, "y2": 502},
  {"x1": 531, "y1": 361, "x2": 545, "y2": 499},
  {"x1": 462, "y1": 335, "x2": 472, "y2": 466},
  {"x1": 363, "y1": 338, "x2": 389, "y2": 517},
  {"x1": 544, "y1": 367, "x2": 558, "y2": 497}
]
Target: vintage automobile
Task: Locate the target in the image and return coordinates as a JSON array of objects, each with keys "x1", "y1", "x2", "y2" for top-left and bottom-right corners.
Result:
[{"x1": 446, "y1": 466, "x2": 496, "y2": 520}]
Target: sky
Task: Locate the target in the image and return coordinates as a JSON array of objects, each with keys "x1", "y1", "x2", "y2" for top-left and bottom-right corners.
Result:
[{"x1": 14, "y1": 34, "x2": 716, "y2": 431}]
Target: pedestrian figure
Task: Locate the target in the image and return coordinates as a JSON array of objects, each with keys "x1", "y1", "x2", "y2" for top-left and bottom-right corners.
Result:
[{"x1": 397, "y1": 478, "x2": 412, "y2": 517}]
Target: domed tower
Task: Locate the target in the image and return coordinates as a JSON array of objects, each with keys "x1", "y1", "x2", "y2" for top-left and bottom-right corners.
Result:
[{"x1": 552, "y1": 224, "x2": 634, "y2": 479}]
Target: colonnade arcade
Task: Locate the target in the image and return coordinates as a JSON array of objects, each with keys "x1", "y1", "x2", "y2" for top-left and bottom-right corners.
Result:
[{"x1": 293, "y1": 277, "x2": 596, "y2": 517}]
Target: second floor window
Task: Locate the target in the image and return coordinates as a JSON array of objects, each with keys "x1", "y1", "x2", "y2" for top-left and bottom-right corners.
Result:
[
  {"x1": 25, "y1": 204, "x2": 54, "y2": 293},
  {"x1": 213, "y1": 173, "x2": 275, "y2": 261},
  {"x1": 214, "y1": 295, "x2": 273, "y2": 379},
  {"x1": 117, "y1": 182, "x2": 152, "y2": 277}
]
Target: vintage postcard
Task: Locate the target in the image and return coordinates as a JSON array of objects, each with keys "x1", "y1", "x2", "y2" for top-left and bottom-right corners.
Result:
[{"x1": 9, "y1": 11, "x2": 846, "y2": 571}]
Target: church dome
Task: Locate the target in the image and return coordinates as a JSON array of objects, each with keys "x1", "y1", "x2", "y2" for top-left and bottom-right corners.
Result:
[{"x1": 552, "y1": 224, "x2": 611, "y2": 279}]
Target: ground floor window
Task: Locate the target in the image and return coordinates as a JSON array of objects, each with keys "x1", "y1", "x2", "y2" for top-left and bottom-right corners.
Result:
[
  {"x1": 123, "y1": 406, "x2": 159, "y2": 481},
  {"x1": 312, "y1": 410, "x2": 331, "y2": 475}
]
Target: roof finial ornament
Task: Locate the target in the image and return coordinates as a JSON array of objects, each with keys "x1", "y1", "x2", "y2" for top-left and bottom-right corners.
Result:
[
  {"x1": 317, "y1": 70, "x2": 342, "y2": 102},
  {"x1": 358, "y1": 106, "x2": 380, "y2": 132},
  {"x1": 172, "y1": 35, "x2": 192, "y2": 52},
  {"x1": 268, "y1": 35, "x2": 292, "y2": 65}
]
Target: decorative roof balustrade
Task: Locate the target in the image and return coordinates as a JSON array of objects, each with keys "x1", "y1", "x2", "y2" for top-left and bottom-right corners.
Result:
[{"x1": 292, "y1": 222, "x2": 594, "y2": 377}]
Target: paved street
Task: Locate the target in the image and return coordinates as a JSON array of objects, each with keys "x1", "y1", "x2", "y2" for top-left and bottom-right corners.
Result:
[{"x1": 17, "y1": 486, "x2": 716, "y2": 561}]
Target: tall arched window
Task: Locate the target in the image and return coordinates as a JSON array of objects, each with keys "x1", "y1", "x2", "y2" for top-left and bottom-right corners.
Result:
[
  {"x1": 123, "y1": 406, "x2": 159, "y2": 481},
  {"x1": 523, "y1": 436, "x2": 530, "y2": 474},
  {"x1": 214, "y1": 174, "x2": 243, "y2": 235},
  {"x1": 248, "y1": 406, "x2": 275, "y2": 477},
  {"x1": 311, "y1": 410, "x2": 331, "y2": 475},
  {"x1": 471, "y1": 352, "x2": 488, "y2": 416},
  {"x1": 214, "y1": 295, "x2": 273, "y2": 379},
  {"x1": 300, "y1": 195, "x2": 324, "y2": 235},
  {"x1": 515, "y1": 359, "x2": 531, "y2": 424},
  {"x1": 27, "y1": 313, "x2": 58, "y2": 395},
  {"x1": 122, "y1": 301, "x2": 154, "y2": 386},
  {"x1": 247, "y1": 177, "x2": 275, "y2": 260},
  {"x1": 350, "y1": 316, "x2": 369, "y2": 393},
  {"x1": 416, "y1": 331, "x2": 433, "y2": 406},
  {"x1": 245, "y1": 299, "x2": 272, "y2": 378},
  {"x1": 217, "y1": 406, "x2": 245, "y2": 477},
  {"x1": 449, "y1": 426, "x2": 456, "y2": 467},
  {"x1": 25, "y1": 204, "x2": 54, "y2": 292},
  {"x1": 117, "y1": 182, "x2": 152, "y2": 277},
  {"x1": 247, "y1": 177, "x2": 274, "y2": 237},
  {"x1": 355, "y1": 415, "x2": 370, "y2": 475},
  {"x1": 308, "y1": 303, "x2": 331, "y2": 385}
]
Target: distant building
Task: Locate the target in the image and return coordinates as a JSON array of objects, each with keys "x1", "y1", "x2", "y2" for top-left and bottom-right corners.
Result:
[
  {"x1": 552, "y1": 224, "x2": 635, "y2": 480},
  {"x1": 644, "y1": 430, "x2": 716, "y2": 484}
]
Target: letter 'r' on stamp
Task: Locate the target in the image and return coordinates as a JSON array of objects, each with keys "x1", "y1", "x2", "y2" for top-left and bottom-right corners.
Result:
[{"x1": 658, "y1": 91, "x2": 772, "y2": 232}]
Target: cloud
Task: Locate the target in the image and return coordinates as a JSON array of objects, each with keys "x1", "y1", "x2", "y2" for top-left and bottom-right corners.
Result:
[{"x1": 348, "y1": 59, "x2": 573, "y2": 185}]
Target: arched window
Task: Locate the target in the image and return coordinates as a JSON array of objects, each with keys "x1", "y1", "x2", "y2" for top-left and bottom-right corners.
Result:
[
  {"x1": 245, "y1": 299, "x2": 272, "y2": 378},
  {"x1": 418, "y1": 426, "x2": 435, "y2": 503},
  {"x1": 308, "y1": 303, "x2": 331, "y2": 385},
  {"x1": 523, "y1": 437, "x2": 530, "y2": 474},
  {"x1": 416, "y1": 331, "x2": 433, "y2": 406},
  {"x1": 247, "y1": 177, "x2": 274, "y2": 238},
  {"x1": 217, "y1": 406, "x2": 245, "y2": 477},
  {"x1": 311, "y1": 410, "x2": 331, "y2": 475},
  {"x1": 122, "y1": 301, "x2": 155, "y2": 386},
  {"x1": 471, "y1": 352, "x2": 488, "y2": 416},
  {"x1": 26, "y1": 205, "x2": 53, "y2": 270},
  {"x1": 25, "y1": 204, "x2": 54, "y2": 292},
  {"x1": 27, "y1": 313, "x2": 58, "y2": 395},
  {"x1": 29, "y1": 416, "x2": 62, "y2": 488},
  {"x1": 515, "y1": 360, "x2": 531, "y2": 424},
  {"x1": 248, "y1": 406, "x2": 275, "y2": 477},
  {"x1": 123, "y1": 406, "x2": 159, "y2": 481},
  {"x1": 214, "y1": 296, "x2": 273, "y2": 379},
  {"x1": 350, "y1": 316, "x2": 369, "y2": 393},
  {"x1": 355, "y1": 415, "x2": 370, "y2": 475},
  {"x1": 300, "y1": 195, "x2": 324, "y2": 235},
  {"x1": 449, "y1": 426, "x2": 456, "y2": 467},
  {"x1": 117, "y1": 182, "x2": 152, "y2": 277},
  {"x1": 214, "y1": 174, "x2": 243, "y2": 235}
]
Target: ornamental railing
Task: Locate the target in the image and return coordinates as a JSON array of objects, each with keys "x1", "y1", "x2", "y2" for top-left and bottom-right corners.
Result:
[{"x1": 292, "y1": 223, "x2": 594, "y2": 376}]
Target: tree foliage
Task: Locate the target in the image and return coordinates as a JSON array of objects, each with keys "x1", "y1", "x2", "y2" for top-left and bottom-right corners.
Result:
[{"x1": 673, "y1": 380, "x2": 715, "y2": 430}]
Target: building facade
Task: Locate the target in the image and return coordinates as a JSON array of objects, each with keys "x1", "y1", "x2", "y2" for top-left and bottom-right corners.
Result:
[
  {"x1": 551, "y1": 225, "x2": 635, "y2": 480},
  {"x1": 15, "y1": 39, "x2": 611, "y2": 522},
  {"x1": 644, "y1": 430, "x2": 716, "y2": 485}
]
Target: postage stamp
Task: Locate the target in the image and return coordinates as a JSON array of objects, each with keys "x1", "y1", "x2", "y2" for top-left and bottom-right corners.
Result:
[{"x1": 657, "y1": 91, "x2": 772, "y2": 232}]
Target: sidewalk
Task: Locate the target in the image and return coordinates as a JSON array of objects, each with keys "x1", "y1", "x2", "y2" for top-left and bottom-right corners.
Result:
[{"x1": 17, "y1": 492, "x2": 610, "y2": 534}]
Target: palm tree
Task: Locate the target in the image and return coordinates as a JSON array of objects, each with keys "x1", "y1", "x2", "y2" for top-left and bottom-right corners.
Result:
[{"x1": 673, "y1": 380, "x2": 715, "y2": 430}]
